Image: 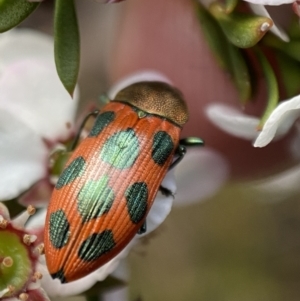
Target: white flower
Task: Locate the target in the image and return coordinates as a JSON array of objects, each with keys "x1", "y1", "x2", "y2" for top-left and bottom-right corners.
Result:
[
  {"x1": 0, "y1": 29, "x2": 78, "y2": 201},
  {"x1": 205, "y1": 96, "x2": 300, "y2": 147},
  {"x1": 244, "y1": 0, "x2": 295, "y2": 6},
  {"x1": 254, "y1": 94, "x2": 300, "y2": 147},
  {"x1": 205, "y1": 103, "x2": 259, "y2": 140},
  {"x1": 250, "y1": 162, "x2": 300, "y2": 202},
  {"x1": 205, "y1": 97, "x2": 300, "y2": 202}
]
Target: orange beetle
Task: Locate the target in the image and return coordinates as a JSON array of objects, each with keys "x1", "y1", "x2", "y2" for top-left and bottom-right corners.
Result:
[{"x1": 44, "y1": 82, "x2": 203, "y2": 283}]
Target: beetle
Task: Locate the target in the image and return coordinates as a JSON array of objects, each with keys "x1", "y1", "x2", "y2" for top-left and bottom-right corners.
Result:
[{"x1": 44, "y1": 81, "x2": 203, "y2": 283}]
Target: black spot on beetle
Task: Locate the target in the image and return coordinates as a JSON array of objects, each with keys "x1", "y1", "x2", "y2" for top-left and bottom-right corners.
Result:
[
  {"x1": 49, "y1": 209, "x2": 70, "y2": 249},
  {"x1": 125, "y1": 182, "x2": 148, "y2": 224},
  {"x1": 55, "y1": 156, "x2": 85, "y2": 189},
  {"x1": 78, "y1": 230, "x2": 116, "y2": 262},
  {"x1": 89, "y1": 111, "x2": 115, "y2": 137},
  {"x1": 151, "y1": 131, "x2": 174, "y2": 166},
  {"x1": 51, "y1": 268, "x2": 67, "y2": 283}
]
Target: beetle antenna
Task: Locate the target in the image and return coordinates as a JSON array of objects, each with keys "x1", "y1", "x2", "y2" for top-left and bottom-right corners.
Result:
[{"x1": 70, "y1": 110, "x2": 99, "y2": 151}]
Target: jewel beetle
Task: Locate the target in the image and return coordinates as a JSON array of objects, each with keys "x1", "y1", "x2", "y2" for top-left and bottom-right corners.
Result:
[{"x1": 44, "y1": 81, "x2": 203, "y2": 283}]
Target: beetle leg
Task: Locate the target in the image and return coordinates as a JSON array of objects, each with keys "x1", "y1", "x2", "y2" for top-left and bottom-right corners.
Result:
[
  {"x1": 138, "y1": 221, "x2": 147, "y2": 234},
  {"x1": 169, "y1": 137, "x2": 204, "y2": 170},
  {"x1": 169, "y1": 145, "x2": 186, "y2": 170},
  {"x1": 179, "y1": 137, "x2": 204, "y2": 147},
  {"x1": 70, "y1": 110, "x2": 100, "y2": 151},
  {"x1": 159, "y1": 185, "x2": 174, "y2": 197}
]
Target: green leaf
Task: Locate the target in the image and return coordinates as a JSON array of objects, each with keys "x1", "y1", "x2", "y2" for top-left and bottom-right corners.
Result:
[
  {"x1": 287, "y1": 15, "x2": 300, "y2": 39},
  {"x1": 0, "y1": 0, "x2": 39, "y2": 33},
  {"x1": 276, "y1": 51, "x2": 300, "y2": 98},
  {"x1": 255, "y1": 49, "x2": 279, "y2": 129},
  {"x1": 227, "y1": 44, "x2": 252, "y2": 103},
  {"x1": 264, "y1": 34, "x2": 300, "y2": 62},
  {"x1": 209, "y1": 2, "x2": 273, "y2": 48},
  {"x1": 194, "y1": 1, "x2": 232, "y2": 71},
  {"x1": 194, "y1": 1, "x2": 252, "y2": 103},
  {"x1": 194, "y1": 0, "x2": 252, "y2": 103},
  {"x1": 277, "y1": 41, "x2": 300, "y2": 62},
  {"x1": 54, "y1": 0, "x2": 80, "y2": 96},
  {"x1": 223, "y1": 0, "x2": 239, "y2": 14}
]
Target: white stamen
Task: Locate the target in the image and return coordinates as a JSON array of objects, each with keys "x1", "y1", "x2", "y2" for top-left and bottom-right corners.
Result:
[
  {"x1": 260, "y1": 22, "x2": 270, "y2": 32},
  {"x1": 35, "y1": 243, "x2": 45, "y2": 255},
  {"x1": 19, "y1": 292, "x2": 29, "y2": 301},
  {"x1": 28, "y1": 279, "x2": 41, "y2": 290},
  {"x1": 23, "y1": 234, "x2": 37, "y2": 245},
  {"x1": 0, "y1": 215, "x2": 8, "y2": 229},
  {"x1": 32, "y1": 271, "x2": 43, "y2": 281},
  {"x1": 12, "y1": 210, "x2": 30, "y2": 229},
  {"x1": 1, "y1": 256, "x2": 13, "y2": 267},
  {"x1": 27, "y1": 205, "x2": 36, "y2": 216}
]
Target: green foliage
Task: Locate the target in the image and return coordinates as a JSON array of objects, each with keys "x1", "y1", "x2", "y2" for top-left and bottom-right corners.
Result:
[
  {"x1": 209, "y1": 2, "x2": 272, "y2": 49},
  {"x1": 255, "y1": 48, "x2": 279, "y2": 129},
  {"x1": 54, "y1": 0, "x2": 80, "y2": 96},
  {"x1": 194, "y1": 0, "x2": 300, "y2": 127},
  {"x1": 276, "y1": 51, "x2": 300, "y2": 98},
  {"x1": 194, "y1": 1, "x2": 232, "y2": 72},
  {"x1": 194, "y1": 1, "x2": 252, "y2": 103},
  {"x1": 0, "y1": 0, "x2": 39, "y2": 33},
  {"x1": 223, "y1": 0, "x2": 239, "y2": 14}
]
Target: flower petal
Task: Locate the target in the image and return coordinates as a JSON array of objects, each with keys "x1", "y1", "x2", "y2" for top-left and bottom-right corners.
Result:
[
  {"x1": 293, "y1": 1, "x2": 300, "y2": 17},
  {"x1": 27, "y1": 288, "x2": 50, "y2": 301},
  {"x1": 243, "y1": 0, "x2": 294, "y2": 5},
  {"x1": 110, "y1": 257, "x2": 128, "y2": 281},
  {"x1": 39, "y1": 246, "x2": 130, "y2": 297},
  {"x1": 0, "y1": 202, "x2": 10, "y2": 219},
  {"x1": 103, "y1": 0, "x2": 125, "y2": 3},
  {"x1": 0, "y1": 29, "x2": 53, "y2": 74},
  {"x1": 289, "y1": 121, "x2": 300, "y2": 160},
  {"x1": 174, "y1": 148, "x2": 229, "y2": 205},
  {"x1": 0, "y1": 110, "x2": 47, "y2": 200},
  {"x1": 39, "y1": 258, "x2": 122, "y2": 297},
  {"x1": 102, "y1": 287, "x2": 128, "y2": 301},
  {"x1": 254, "y1": 94, "x2": 300, "y2": 147},
  {"x1": 26, "y1": 208, "x2": 47, "y2": 229},
  {"x1": 108, "y1": 70, "x2": 172, "y2": 99},
  {"x1": 205, "y1": 103, "x2": 259, "y2": 139},
  {"x1": 251, "y1": 163, "x2": 300, "y2": 202},
  {"x1": 248, "y1": 3, "x2": 289, "y2": 42},
  {"x1": 0, "y1": 60, "x2": 78, "y2": 141},
  {"x1": 18, "y1": 179, "x2": 53, "y2": 208}
]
